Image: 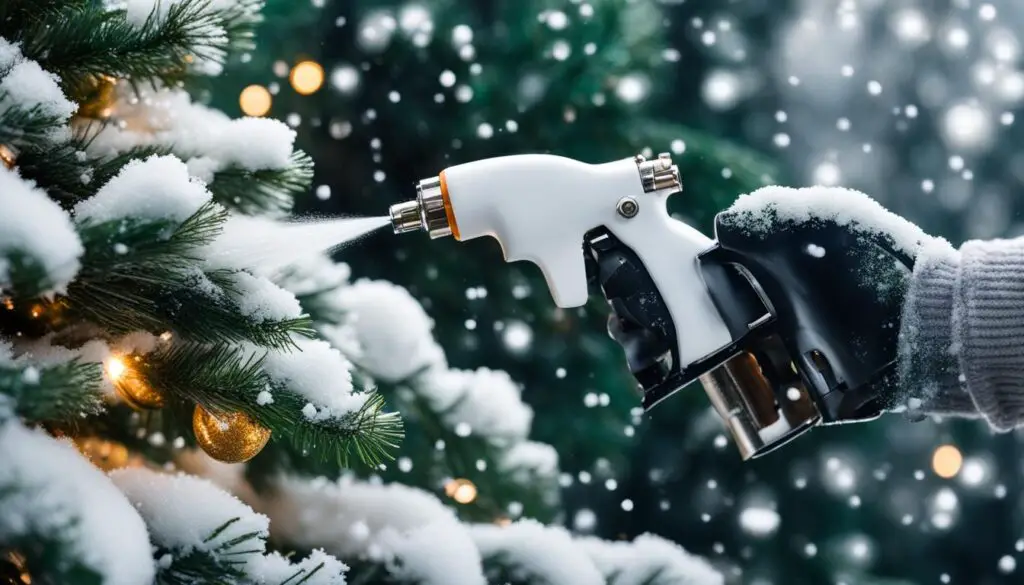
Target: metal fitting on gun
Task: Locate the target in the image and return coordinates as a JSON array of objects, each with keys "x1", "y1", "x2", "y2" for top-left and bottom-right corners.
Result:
[
  {"x1": 389, "y1": 175, "x2": 453, "y2": 239},
  {"x1": 635, "y1": 152, "x2": 682, "y2": 194}
]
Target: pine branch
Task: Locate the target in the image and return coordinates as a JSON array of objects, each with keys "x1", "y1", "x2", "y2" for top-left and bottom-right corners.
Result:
[
  {"x1": 15, "y1": 0, "x2": 225, "y2": 97},
  {"x1": 208, "y1": 150, "x2": 314, "y2": 216},
  {"x1": 0, "y1": 102, "x2": 66, "y2": 151},
  {"x1": 68, "y1": 203, "x2": 313, "y2": 348},
  {"x1": 141, "y1": 343, "x2": 403, "y2": 467},
  {"x1": 0, "y1": 359, "x2": 104, "y2": 424},
  {"x1": 15, "y1": 140, "x2": 169, "y2": 208}
]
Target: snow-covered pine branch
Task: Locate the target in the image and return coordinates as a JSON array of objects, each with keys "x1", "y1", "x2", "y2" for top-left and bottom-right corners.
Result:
[
  {"x1": 471, "y1": 519, "x2": 605, "y2": 585},
  {"x1": 0, "y1": 422, "x2": 155, "y2": 585},
  {"x1": 578, "y1": 534, "x2": 725, "y2": 585},
  {"x1": 86, "y1": 84, "x2": 311, "y2": 217},
  {"x1": 110, "y1": 467, "x2": 348, "y2": 585},
  {"x1": 261, "y1": 474, "x2": 487, "y2": 585},
  {"x1": 0, "y1": 167, "x2": 82, "y2": 296},
  {"x1": 0, "y1": 38, "x2": 77, "y2": 148},
  {"x1": 0, "y1": 339, "x2": 104, "y2": 425}
]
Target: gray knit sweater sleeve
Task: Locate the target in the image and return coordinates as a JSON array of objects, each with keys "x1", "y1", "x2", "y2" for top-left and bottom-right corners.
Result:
[{"x1": 899, "y1": 236, "x2": 1024, "y2": 430}]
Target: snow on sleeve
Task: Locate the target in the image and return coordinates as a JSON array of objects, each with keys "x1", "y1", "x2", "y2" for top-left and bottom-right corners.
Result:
[
  {"x1": 111, "y1": 467, "x2": 350, "y2": 584},
  {"x1": 261, "y1": 337, "x2": 366, "y2": 420},
  {"x1": 0, "y1": 58, "x2": 77, "y2": 123},
  {"x1": 0, "y1": 422, "x2": 155, "y2": 585},
  {"x1": 422, "y1": 367, "x2": 533, "y2": 443},
  {"x1": 333, "y1": 279, "x2": 446, "y2": 382},
  {"x1": 724, "y1": 186, "x2": 933, "y2": 258},
  {"x1": 0, "y1": 167, "x2": 83, "y2": 293},
  {"x1": 262, "y1": 475, "x2": 486, "y2": 585},
  {"x1": 577, "y1": 533, "x2": 724, "y2": 585},
  {"x1": 74, "y1": 155, "x2": 213, "y2": 225},
  {"x1": 228, "y1": 271, "x2": 303, "y2": 322},
  {"x1": 470, "y1": 519, "x2": 604, "y2": 585}
]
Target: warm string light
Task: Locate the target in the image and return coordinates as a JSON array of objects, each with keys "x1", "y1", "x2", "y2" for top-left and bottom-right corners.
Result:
[
  {"x1": 932, "y1": 444, "x2": 963, "y2": 479},
  {"x1": 103, "y1": 354, "x2": 164, "y2": 409},
  {"x1": 3, "y1": 550, "x2": 30, "y2": 584},
  {"x1": 0, "y1": 144, "x2": 16, "y2": 169},
  {"x1": 290, "y1": 60, "x2": 325, "y2": 95},
  {"x1": 444, "y1": 478, "x2": 478, "y2": 504},
  {"x1": 240, "y1": 85, "x2": 272, "y2": 117}
]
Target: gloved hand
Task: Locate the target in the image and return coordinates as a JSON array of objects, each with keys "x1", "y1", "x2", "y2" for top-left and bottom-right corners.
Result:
[{"x1": 712, "y1": 186, "x2": 956, "y2": 423}]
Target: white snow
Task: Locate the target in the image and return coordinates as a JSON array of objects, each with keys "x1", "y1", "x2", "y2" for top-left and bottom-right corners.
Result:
[
  {"x1": 422, "y1": 367, "x2": 533, "y2": 443},
  {"x1": 499, "y1": 441, "x2": 559, "y2": 481},
  {"x1": 0, "y1": 422, "x2": 155, "y2": 585},
  {"x1": 333, "y1": 279, "x2": 446, "y2": 382},
  {"x1": 578, "y1": 534, "x2": 724, "y2": 585},
  {"x1": 470, "y1": 519, "x2": 604, "y2": 585},
  {"x1": 246, "y1": 549, "x2": 348, "y2": 585},
  {"x1": 0, "y1": 167, "x2": 83, "y2": 293},
  {"x1": 73, "y1": 155, "x2": 212, "y2": 225},
  {"x1": 209, "y1": 117, "x2": 296, "y2": 171},
  {"x1": 738, "y1": 506, "x2": 781, "y2": 537},
  {"x1": 0, "y1": 37, "x2": 23, "y2": 71},
  {"x1": 725, "y1": 186, "x2": 935, "y2": 257},
  {"x1": 261, "y1": 338, "x2": 366, "y2": 421},
  {"x1": 274, "y1": 253, "x2": 351, "y2": 297},
  {"x1": 111, "y1": 467, "x2": 349, "y2": 584},
  {"x1": 229, "y1": 271, "x2": 303, "y2": 322},
  {"x1": 262, "y1": 475, "x2": 486, "y2": 585},
  {"x1": 256, "y1": 390, "x2": 274, "y2": 405},
  {"x1": 0, "y1": 59, "x2": 77, "y2": 124},
  {"x1": 110, "y1": 467, "x2": 269, "y2": 556}
]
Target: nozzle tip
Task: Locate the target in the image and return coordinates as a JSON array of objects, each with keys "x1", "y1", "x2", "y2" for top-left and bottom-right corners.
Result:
[{"x1": 389, "y1": 200, "x2": 423, "y2": 234}]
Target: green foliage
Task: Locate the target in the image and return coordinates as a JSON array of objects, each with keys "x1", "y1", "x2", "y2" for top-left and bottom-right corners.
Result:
[
  {"x1": 209, "y1": 150, "x2": 314, "y2": 216},
  {"x1": 0, "y1": 359, "x2": 104, "y2": 424},
  {"x1": 140, "y1": 342, "x2": 402, "y2": 468},
  {"x1": 13, "y1": 0, "x2": 229, "y2": 98},
  {"x1": 0, "y1": 103, "x2": 67, "y2": 151}
]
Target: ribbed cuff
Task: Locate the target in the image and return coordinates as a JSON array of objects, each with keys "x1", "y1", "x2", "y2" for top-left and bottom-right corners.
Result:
[
  {"x1": 897, "y1": 239, "x2": 973, "y2": 417},
  {"x1": 953, "y1": 239, "x2": 1024, "y2": 431}
]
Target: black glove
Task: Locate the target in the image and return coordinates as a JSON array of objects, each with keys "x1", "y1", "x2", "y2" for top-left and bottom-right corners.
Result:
[{"x1": 710, "y1": 186, "x2": 934, "y2": 423}]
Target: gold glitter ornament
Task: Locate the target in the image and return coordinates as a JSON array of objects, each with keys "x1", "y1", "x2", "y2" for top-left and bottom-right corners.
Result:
[
  {"x1": 78, "y1": 75, "x2": 117, "y2": 119},
  {"x1": 192, "y1": 405, "x2": 270, "y2": 463}
]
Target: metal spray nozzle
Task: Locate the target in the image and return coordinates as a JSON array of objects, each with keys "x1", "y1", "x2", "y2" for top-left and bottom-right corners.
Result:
[{"x1": 389, "y1": 175, "x2": 453, "y2": 239}]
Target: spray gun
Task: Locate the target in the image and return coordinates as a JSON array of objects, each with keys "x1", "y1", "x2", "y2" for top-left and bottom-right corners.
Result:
[{"x1": 389, "y1": 153, "x2": 907, "y2": 460}]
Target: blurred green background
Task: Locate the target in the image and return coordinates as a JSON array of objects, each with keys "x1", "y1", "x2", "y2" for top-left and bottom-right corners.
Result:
[{"x1": 205, "y1": 1, "x2": 1024, "y2": 583}]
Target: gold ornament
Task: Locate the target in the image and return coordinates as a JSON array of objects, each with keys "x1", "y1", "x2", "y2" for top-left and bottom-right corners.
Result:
[
  {"x1": 74, "y1": 437, "x2": 144, "y2": 472},
  {"x1": 78, "y1": 75, "x2": 117, "y2": 120},
  {"x1": 104, "y1": 355, "x2": 164, "y2": 409},
  {"x1": 193, "y1": 405, "x2": 270, "y2": 463},
  {"x1": 0, "y1": 144, "x2": 16, "y2": 169}
]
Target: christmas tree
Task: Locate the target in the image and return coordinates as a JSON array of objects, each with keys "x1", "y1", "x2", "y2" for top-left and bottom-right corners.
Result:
[{"x1": 0, "y1": 1, "x2": 725, "y2": 583}]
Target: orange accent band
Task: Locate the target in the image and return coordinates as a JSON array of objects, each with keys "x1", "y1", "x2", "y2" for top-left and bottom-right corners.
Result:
[{"x1": 439, "y1": 170, "x2": 461, "y2": 240}]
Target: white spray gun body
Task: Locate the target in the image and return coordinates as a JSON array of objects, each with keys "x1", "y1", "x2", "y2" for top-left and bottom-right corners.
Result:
[
  {"x1": 390, "y1": 153, "x2": 830, "y2": 460},
  {"x1": 440, "y1": 154, "x2": 733, "y2": 368}
]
